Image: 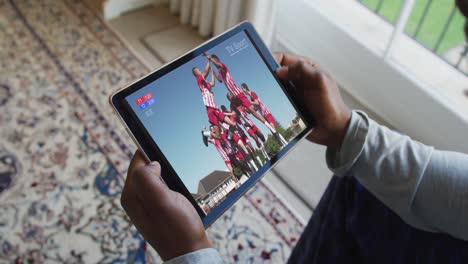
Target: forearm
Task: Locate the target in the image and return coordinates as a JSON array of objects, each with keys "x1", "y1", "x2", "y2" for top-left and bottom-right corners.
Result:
[
  {"x1": 327, "y1": 111, "x2": 468, "y2": 240},
  {"x1": 209, "y1": 70, "x2": 215, "y2": 87},
  {"x1": 203, "y1": 60, "x2": 211, "y2": 78},
  {"x1": 413, "y1": 150, "x2": 468, "y2": 239}
]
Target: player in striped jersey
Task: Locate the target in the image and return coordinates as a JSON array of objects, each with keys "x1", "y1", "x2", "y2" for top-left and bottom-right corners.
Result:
[
  {"x1": 203, "y1": 53, "x2": 279, "y2": 135},
  {"x1": 192, "y1": 61, "x2": 236, "y2": 140},
  {"x1": 202, "y1": 125, "x2": 240, "y2": 186},
  {"x1": 202, "y1": 125, "x2": 255, "y2": 179},
  {"x1": 214, "y1": 122, "x2": 256, "y2": 176},
  {"x1": 228, "y1": 145, "x2": 254, "y2": 178},
  {"x1": 220, "y1": 105, "x2": 262, "y2": 168},
  {"x1": 241, "y1": 83, "x2": 288, "y2": 146},
  {"x1": 227, "y1": 93, "x2": 270, "y2": 160}
]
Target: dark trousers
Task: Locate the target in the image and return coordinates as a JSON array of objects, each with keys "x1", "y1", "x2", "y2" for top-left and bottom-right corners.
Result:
[{"x1": 288, "y1": 176, "x2": 468, "y2": 264}]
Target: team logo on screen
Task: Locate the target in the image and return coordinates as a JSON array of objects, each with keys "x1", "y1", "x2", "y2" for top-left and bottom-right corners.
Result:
[{"x1": 135, "y1": 93, "x2": 154, "y2": 110}]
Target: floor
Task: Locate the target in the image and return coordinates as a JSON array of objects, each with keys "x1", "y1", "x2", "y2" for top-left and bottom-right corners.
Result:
[{"x1": 106, "y1": 4, "x2": 386, "y2": 221}]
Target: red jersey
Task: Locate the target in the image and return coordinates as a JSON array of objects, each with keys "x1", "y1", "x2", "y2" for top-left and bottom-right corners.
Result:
[
  {"x1": 221, "y1": 112, "x2": 240, "y2": 138},
  {"x1": 213, "y1": 139, "x2": 230, "y2": 164},
  {"x1": 197, "y1": 75, "x2": 217, "y2": 108},
  {"x1": 217, "y1": 62, "x2": 243, "y2": 96},
  {"x1": 250, "y1": 91, "x2": 271, "y2": 117}
]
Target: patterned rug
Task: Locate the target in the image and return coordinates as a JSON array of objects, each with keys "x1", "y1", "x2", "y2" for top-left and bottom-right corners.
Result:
[{"x1": 0, "y1": 0, "x2": 304, "y2": 263}]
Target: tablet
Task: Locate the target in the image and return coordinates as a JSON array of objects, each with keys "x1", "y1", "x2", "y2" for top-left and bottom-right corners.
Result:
[{"x1": 110, "y1": 21, "x2": 313, "y2": 227}]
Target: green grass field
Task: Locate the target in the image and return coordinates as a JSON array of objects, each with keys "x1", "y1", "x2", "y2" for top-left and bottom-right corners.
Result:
[{"x1": 361, "y1": 0, "x2": 465, "y2": 54}]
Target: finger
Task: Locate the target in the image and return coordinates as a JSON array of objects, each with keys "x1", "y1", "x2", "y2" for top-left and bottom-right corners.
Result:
[
  {"x1": 129, "y1": 160, "x2": 172, "y2": 208},
  {"x1": 274, "y1": 52, "x2": 301, "y2": 67},
  {"x1": 121, "y1": 170, "x2": 134, "y2": 212},
  {"x1": 122, "y1": 154, "x2": 169, "y2": 248},
  {"x1": 276, "y1": 61, "x2": 320, "y2": 82},
  {"x1": 122, "y1": 151, "x2": 144, "y2": 211},
  {"x1": 122, "y1": 151, "x2": 155, "y2": 213},
  {"x1": 275, "y1": 53, "x2": 315, "y2": 67},
  {"x1": 275, "y1": 53, "x2": 325, "y2": 75},
  {"x1": 128, "y1": 150, "x2": 149, "y2": 176},
  {"x1": 121, "y1": 176, "x2": 153, "y2": 236},
  {"x1": 273, "y1": 52, "x2": 283, "y2": 64},
  {"x1": 121, "y1": 175, "x2": 173, "y2": 258}
]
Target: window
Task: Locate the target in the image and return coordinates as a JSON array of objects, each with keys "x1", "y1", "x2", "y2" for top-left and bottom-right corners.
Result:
[{"x1": 275, "y1": 0, "x2": 468, "y2": 153}]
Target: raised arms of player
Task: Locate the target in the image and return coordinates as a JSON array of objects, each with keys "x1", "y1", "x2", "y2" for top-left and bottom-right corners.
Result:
[
  {"x1": 203, "y1": 53, "x2": 224, "y2": 83},
  {"x1": 208, "y1": 68, "x2": 216, "y2": 88},
  {"x1": 202, "y1": 60, "x2": 211, "y2": 79}
]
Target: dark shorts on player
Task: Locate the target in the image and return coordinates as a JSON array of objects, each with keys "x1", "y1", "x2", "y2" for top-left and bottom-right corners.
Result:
[
  {"x1": 265, "y1": 113, "x2": 276, "y2": 127},
  {"x1": 231, "y1": 150, "x2": 244, "y2": 161},
  {"x1": 241, "y1": 135, "x2": 250, "y2": 145},
  {"x1": 236, "y1": 93, "x2": 251, "y2": 108},
  {"x1": 206, "y1": 107, "x2": 225, "y2": 126},
  {"x1": 247, "y1": 125, "x2": 259, "y2": 137},
  {"x1": 232, "y1": 132, "x2": 242, "y2": 145}
]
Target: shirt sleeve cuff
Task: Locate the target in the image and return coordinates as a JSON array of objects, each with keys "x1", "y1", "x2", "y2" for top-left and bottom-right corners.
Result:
[
  {"x1": 164, "y1": 248, "x2": 223, "y2": 264},
  {"x1": 326, "y1": 110, "x2": 369, "y2": 176}
]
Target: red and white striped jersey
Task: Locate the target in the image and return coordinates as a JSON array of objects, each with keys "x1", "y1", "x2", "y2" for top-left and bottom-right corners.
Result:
[
  {"x1": 213, "y1": 139, "x2": 230, "y2": 162},
  {"x1": 220, "y1": 121, "x2": 230, "y2": 131},
  {"x1": 217, "y1": 62, "x2": 243, "y2": 96},
  {"x1": 250, "y1": 91, "x2": 271, "y2": 117},
  {"x1": 197, "y1": 75, "x2": 218, "y2": 108}
]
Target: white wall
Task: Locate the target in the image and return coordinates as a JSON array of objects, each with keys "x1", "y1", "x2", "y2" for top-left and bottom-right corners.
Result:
[
  {"x1": 274, "y1": 0, "x2": 468, "y2": 154},
  {"x1": 103, "y1": 0, "x2": 169, "y2": 19}
]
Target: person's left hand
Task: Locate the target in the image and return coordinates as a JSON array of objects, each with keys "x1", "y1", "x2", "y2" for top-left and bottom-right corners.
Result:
[{"x1": 121, "y1": 151, "x2": 211, "y2": 261}]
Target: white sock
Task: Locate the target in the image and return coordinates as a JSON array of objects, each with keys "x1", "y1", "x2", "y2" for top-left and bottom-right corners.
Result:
[
  {"x1": 249, "y1": 160, "x2": 258, "y2": 171},
  {"x1": 262, "y1": 148, "x2": 269, "y2": 160},
  {"x1": 256, "y1": 156, "x2": 263, "y2": 165},
  {"x1": 247, "y1": 162, "x2": 254, "y2": 172},
  {"x1": 279, "y1": 133, "x2": 288, "y2": 145},
  {"x1": 203, "y1": 131, "x2": 211, "y2": 137}
]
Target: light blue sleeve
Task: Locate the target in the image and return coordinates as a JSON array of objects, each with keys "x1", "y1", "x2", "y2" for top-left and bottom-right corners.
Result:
[
  {"x1": 164, "y1": 248, "x2": 223, "y2": 264},
  {"x1": 326, "y1": 110, "x2": 468, "y2": 240}
]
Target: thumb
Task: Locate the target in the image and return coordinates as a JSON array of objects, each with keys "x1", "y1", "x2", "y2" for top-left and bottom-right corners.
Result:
[
  {"x1": 276, "y1": 60, "x2": 319, "y2": 83},
  {"x1": 130, "y1": 160, "x2": 171, "y2": 206}
]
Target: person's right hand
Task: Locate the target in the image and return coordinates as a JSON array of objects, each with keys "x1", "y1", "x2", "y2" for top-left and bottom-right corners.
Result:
[{"x1": 274, "y1": 52, "x2": 352, "y2": 151}]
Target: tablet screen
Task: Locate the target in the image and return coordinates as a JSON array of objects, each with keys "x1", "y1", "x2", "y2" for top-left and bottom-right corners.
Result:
[{"x1": 125, "y1": 30, "x2": 306, "y2": 215}]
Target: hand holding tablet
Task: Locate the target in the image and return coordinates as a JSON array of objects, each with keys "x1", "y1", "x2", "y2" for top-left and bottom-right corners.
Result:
[
  {"x1": 273, "y1": 53, "x2": 351, "y2": 150},
  {"x1": 111, "y1": 22, "x2": 314, "y2": 227},
  {"x1": 115, "y1": 22, "x2": 352, "y2": 260},
  {"x1": 121, "y1": 151, "x2": 211, "y2": 261}
]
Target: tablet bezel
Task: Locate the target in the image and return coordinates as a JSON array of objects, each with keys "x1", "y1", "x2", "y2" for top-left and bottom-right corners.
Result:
[{"x1": 110, "y1": 21, "x2": 314, "y2": 227}]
